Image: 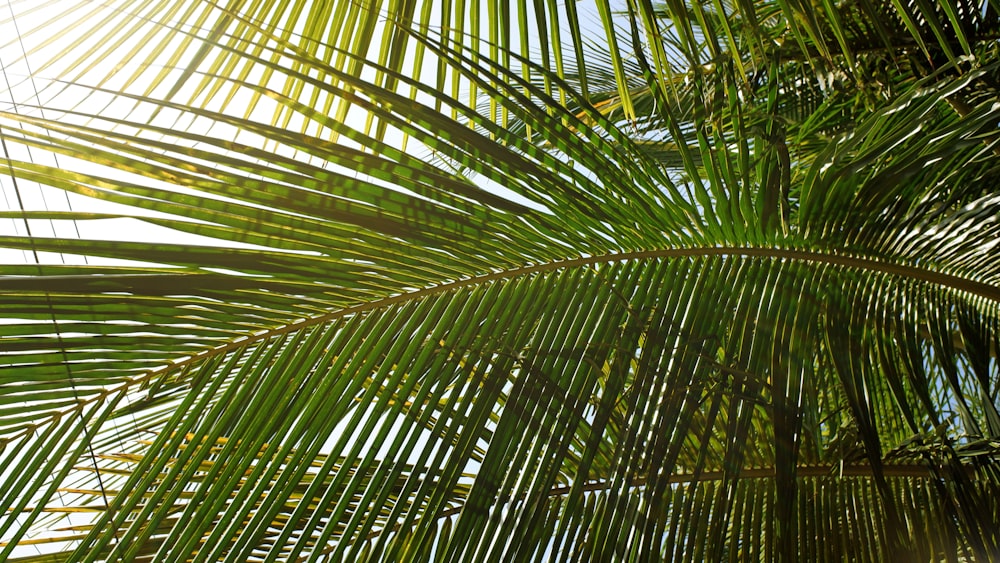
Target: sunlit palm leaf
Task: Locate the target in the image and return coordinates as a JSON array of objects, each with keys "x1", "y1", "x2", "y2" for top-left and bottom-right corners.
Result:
[{"x1": 1, "y1": 0, "x2": 999, "y2": 561}]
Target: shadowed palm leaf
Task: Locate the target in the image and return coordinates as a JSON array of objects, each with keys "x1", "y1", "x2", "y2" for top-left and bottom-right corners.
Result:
[{"x1": 1, "y1": 0, "x2": 999, "y2": 561}]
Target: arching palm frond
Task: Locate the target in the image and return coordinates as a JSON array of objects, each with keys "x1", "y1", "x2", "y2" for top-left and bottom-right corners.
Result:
[{"x1": 1, "y1": 0, "x2": 998, "y2": 561}]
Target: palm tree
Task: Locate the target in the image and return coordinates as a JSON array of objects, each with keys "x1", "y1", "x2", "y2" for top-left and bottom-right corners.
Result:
[{"x1": 1, "y1": 0, "x2": 999, "y2": 560}]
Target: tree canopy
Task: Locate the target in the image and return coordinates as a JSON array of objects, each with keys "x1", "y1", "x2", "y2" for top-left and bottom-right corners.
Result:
[{"x1": 1, "y1": 0, "x2": 999, "y2": 560}]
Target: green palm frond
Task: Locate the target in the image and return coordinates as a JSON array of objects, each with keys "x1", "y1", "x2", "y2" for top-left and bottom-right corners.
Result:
[{"x1": 1, "y1": 0, "x2": 999, "y2": 561}]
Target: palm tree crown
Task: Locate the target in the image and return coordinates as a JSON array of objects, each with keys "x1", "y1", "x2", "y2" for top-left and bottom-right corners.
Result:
[{"x1": 1, "y1": 0, "x2": 998, "y2": 560}]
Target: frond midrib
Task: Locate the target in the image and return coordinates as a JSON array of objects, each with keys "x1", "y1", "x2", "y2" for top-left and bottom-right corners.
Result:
[
  {"x1": 22, "y1": 244, "x2": 998, "y2": 444},
  {"x1": 362, "y1": 462, "x2": 983, "y2": 543}
]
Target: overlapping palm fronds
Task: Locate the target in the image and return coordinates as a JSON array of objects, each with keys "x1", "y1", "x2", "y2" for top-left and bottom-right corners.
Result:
[{"x1": 1, "y1": 0, "x2": 998, "y2": 560}]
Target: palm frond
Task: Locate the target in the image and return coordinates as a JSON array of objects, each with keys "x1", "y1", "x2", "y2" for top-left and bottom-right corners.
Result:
[{"x1": 1, "y1": 0, "x2": 999, "y2": 560}]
